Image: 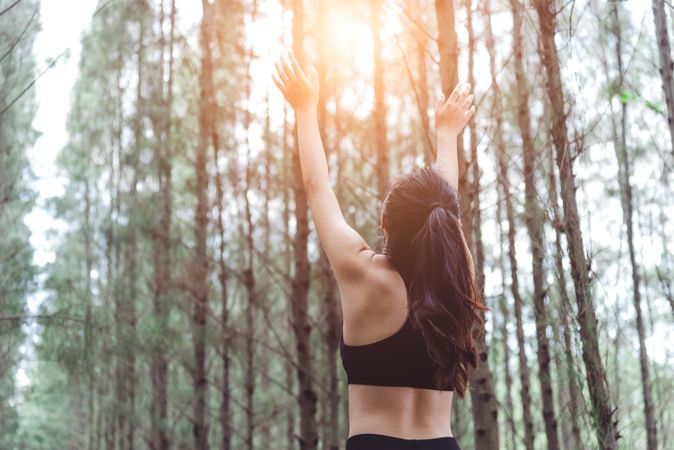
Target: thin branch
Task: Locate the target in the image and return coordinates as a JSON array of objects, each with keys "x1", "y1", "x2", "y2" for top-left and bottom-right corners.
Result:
[
  {"x1": 393, "y1": 32, "x2": 435, "y2": 160},
  {"x1": 0, "y1": 0, "x2": 40, "y2": 65},
  {"x1": 0, "y1": 0, "x2": 119, "y2": 117},
  {"x1": 0, "y1": 0, "x2": 23, "y2": 17}
]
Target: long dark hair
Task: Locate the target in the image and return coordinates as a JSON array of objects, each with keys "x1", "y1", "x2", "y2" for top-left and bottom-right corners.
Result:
[{"x1": 381, "y1": 166, "x2": 486, "y2": 396}]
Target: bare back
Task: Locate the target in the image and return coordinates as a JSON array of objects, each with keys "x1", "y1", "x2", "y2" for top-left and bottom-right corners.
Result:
[{"x1": 338, "y1": 253, "x2": 454, "y2": 439}]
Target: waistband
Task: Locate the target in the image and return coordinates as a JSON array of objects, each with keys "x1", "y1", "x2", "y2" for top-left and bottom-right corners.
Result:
[{"x1": 347, "y1": 433, "x2": 457, "y2": 442}]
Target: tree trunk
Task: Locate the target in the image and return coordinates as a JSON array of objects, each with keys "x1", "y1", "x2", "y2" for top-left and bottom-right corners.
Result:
[
  {"x1": 652, "y1": 0, "x2": 674, "y2": 159},
  {"x1": 290, "y1": 1, "x2": 318, "y2": 448},
  {"x1": 610, "y1": 6, "x2": 658, "y2": 449},
  {"x1": 121, "y1": 11, "x2": 147, "y2": 449},
  {"x1": 547, "y1": 144, "x2": 583, "y2": 450},
  {"x1": 496, "y1": 191, "x2": 517, "y2": 450},
  {"x1": 114, "y1": 53, "x2": 125, "y2": 450},
  {"x1": 84, "y1": 178, "x2": 95, "y2": 450},
  {"x1": 435, "y1": 1, "x2": 499, "y2": 448},
  {"x1": 371, "y1": 0, "x2": 389, "y2": 203},
  {"x1": 212, "y1": 7, "x2": 231, "y2": 449},
  {"x1": 317, "y1": 3, "x2": 340, "y2": 448},
  {"x1": 282, "y1": 101, "x2": 297, "y2": 450},
  {"x1": 533, "y1": 1, "x2": 619, "y2": 448},
  {"x1": 243, "y1": 48, "x2": 257, "y2": 450},
  {"x1": 465, "y1": 0, "x2": 485, "y2": 318},
  {"x1": 151, "y1": 1, "x2": 175, "y2": 448},
  {"x1": 412, "y1": 0, "x2": 433, "y2": 165},
  {"x1": 506, "y1": 1, "x2": 560, "y2": 448},
  {"x1": 192, "y1": 2, "x2": 215, "y2": 448},
  {"x1": 484, "y1": 2, "x2": 536, "y2": 448}
]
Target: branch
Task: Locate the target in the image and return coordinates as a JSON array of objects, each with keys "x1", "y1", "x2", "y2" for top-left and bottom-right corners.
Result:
[
  {"x1": 0, "y1": 0, "x2": 23, "y2": 17},
  {"x1": 394, "y1": 33, "x2": 435, "y2": 160},
  {"x1": 0, "y1": 0, "x2": 40, "y2": 65},
  {"x1": 0, "y1": 0, "x2": 118, "y2": 117}
]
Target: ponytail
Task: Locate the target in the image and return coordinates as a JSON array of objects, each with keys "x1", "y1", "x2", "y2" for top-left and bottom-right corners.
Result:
[{"x1": 382, "y1": 166, "x2": 486, "y2": 396}]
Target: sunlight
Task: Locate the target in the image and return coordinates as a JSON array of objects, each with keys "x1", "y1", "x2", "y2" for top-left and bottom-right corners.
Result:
[{"x1": 322, "y1": 4, "x2": 373, "y2": 59}]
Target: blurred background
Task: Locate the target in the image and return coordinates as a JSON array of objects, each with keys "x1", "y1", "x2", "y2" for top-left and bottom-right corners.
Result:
[{"x1": 1, "y1": 0, "x2": 673, "y2": 449}]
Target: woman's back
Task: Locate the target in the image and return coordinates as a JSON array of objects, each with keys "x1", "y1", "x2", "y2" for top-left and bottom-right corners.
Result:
[{"x1": 339, "y1": 254, "x2": 454, "y2": 440}]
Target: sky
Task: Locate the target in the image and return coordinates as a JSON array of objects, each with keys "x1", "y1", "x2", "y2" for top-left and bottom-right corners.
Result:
[{"x1": 17, "y1": 0, "x2": 671, "y2": 388}]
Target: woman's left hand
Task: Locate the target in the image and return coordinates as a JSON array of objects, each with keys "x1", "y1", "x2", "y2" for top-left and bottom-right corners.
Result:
[{"x1": 272, "y1": 51, "x2": 319, "y2": 112}]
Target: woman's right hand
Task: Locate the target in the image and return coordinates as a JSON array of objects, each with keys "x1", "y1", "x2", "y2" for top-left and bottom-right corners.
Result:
[
  {"x1": 272, "y1": 51, "x2": 319, "y2": 113},
  {"x1": 435, "y1": 82, "x2": 475, "y2": 135}
]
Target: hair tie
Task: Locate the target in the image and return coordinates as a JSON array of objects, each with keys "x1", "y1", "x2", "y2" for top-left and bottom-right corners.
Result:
[{"x1": 430, "y1": 202, "x2": 444, "y2": 211}]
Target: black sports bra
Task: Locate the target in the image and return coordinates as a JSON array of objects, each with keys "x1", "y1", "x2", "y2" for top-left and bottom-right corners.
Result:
[{"x1": 339, "y1": 314, "x2": 454, "y2": 391}]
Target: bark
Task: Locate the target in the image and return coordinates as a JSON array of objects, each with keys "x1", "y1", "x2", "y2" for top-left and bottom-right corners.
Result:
[
  {"x1": 652, "y1": 0, "x2": 674, "y2": 159},
  {"x1": 103, "y1": 85, "x2": 119, "y2": 449},
  {"x1": 548, "y1": 145, "x2": 582, "y2": 450},
  {"x1": 121, "y1": 12, "x2": 147, "y2": 449},
  {"x1": 317, "y1": 2, "x2": 340, "y2": 448},
  {"x1": 192, "y1": 1, "x2": 215, "y2": 448},
  {"x1": 412, "y1": 0, "x2": 433, "y2": 165},
  {"x1": 84, "y1": 178, "x2": 95, "y2": 450},
  {"x1": 533, "y1": 1, "x2": 619, "y2": 448},
  {"x1": 243, "y1": 37, "x2": 257, "y2": 449},
  {"x1": 435, "y1": 1, "x2": 499, "y2": 448},
  {"x1": 465, "y1": 0, "x2": 485, "y2": 315},
  {"x1": 610, "y1": 7, "x2": 658, "y2": 449},
  {"x1": 484, "y1": 2, "x2": 535, "y2": 448},
  {"x1": 371, "y1": 0, "x2": 389, "y2": 203},
  {"x1": 114, "y1": 52, "x2": 125, "y2": 450},
  {"x1": 213, "y1": 29, "x2": 232, "y2": 450},
  {"x1": 151, "y1": 1, "x2": 175, "y2": 448},
  {"x1": 290, "y1": 1, "x2": 318, "y2": 448},
  {"x1": 283, "y1": 103, "x2": 296, "y2": 450},
  {"x1": 496, "y1": 191, "x2": 517, "y2": 450},
  {"x1": 506, "y1": 1, "x2": 559, "y2": 448}
]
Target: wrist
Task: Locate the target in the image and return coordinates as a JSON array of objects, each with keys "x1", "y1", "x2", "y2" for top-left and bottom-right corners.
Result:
[
  {"x1": 437, "y1": 127, "x2": 458, "y2": 140},
  {"x1": 296, "y1": 104, "x2": 317, "y2": 116}
]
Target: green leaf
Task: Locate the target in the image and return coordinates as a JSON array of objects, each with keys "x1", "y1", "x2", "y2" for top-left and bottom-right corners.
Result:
[
  {"x1": 618, "y1": 88, "x2": 638, "y2": 104},
  {"x1": 644, "y1": 100, "x2": 665, "y2": 114}
]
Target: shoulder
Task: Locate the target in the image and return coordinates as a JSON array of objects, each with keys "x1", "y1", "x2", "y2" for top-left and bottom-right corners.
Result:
[{"x1": 338, "y1": 253, "x2": 407, "y2": 324}]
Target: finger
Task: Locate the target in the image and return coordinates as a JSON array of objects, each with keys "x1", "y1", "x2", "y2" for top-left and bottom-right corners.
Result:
[
  {"x1": 457, "y1": 83, "x2": 470, "y2": 103},
  {"x1": 465, "y1": 105, "x2": 476, "y2": 121},
  {"x1": 275, "y1": 62, "x2": 290, "y2": 85},
  {"x1": 289, "y1": 52, "x2": 310, "y2": 84},
  {"x1": 272, "y1": 72, "x2": 286, "y2": 93},
  {"x1": 436, "y1": 93, "x2": 445, "y2": 110},
  {"x1": 280, "y1": 54, "x2": 296, "y2": 83},
  {"x1": 448, "y1": 83, "x2": 461, "y2": 103},
  {"x1": 461, "y1": 94, "x2": 474, "y2": 109}
]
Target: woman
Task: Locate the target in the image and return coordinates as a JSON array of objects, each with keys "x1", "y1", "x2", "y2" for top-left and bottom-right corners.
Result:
[{"x1": 272, "y1": 52, "x2": 485, "y2": 450}]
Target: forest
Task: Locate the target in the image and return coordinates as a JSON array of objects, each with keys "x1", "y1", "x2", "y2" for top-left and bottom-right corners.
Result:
[{"x1": 1, "y1": 0, "x2": 673, "y2": 449}]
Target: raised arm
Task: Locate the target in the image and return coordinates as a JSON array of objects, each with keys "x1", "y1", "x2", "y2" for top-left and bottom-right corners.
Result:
[
  {"x1": 272, "y1": 53, "x2": 372, "y2": 282},
  {"x1": 433, "y1": 82, "x2": 475, "y2": 190}
]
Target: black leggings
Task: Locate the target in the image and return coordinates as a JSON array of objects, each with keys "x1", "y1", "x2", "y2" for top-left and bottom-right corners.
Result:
[{"x1": 346, "y1": 434, "x2": 461, "y2": 450}]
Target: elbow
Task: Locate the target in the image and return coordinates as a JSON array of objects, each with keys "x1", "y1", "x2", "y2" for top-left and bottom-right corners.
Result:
[{"x1": 303, "y1": 176, "x2": 325, "y2": 196}]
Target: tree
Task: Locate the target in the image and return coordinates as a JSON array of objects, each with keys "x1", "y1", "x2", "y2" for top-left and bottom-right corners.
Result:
[
  {"x1": 484, "y1": 2, "x2": 536, "y2": 448},
  {"x1": 533, "y1": 1, "x2": 619, "y2": 448},
  {"x1": 435, "y1": 1, "x2": 499, "y2": 448},
  {"x1": 609, "y1": 5, "x2": 657, "y2": 449},
  {"x1": 371, "y1": 0, "x2": 389, "y2": 203},
  {"x1": 191, "y1": 1, "x2": 215, "y2": 447},
  {"x1": 290, "y1": 1, "x2": 319, "y2": 448},
  {"x1": 506, "y1": 0, "x2": 559, "y2": 448},
  {"x1": 652, "y1": 0, "x2": 674, "y2": 159}
]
